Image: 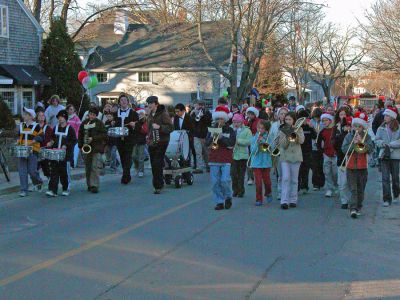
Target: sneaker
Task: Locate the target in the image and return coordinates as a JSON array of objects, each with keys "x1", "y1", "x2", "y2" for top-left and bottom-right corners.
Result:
[
  {"x1": 255, "y1": 201, "x2": 263, "y2": 206},
  {"x1": 91, "y1": 187, "x2": 99, "y2": 193},
  {"x1": 19, "y1": 191, "x2": 27, "y2": 197},
  {"x1": 313, "y1": 186, "x2": 321, "y2": 191},
  {"x1": 281, "y1": 203, "x2": 289, "y2": 210},
  {"x1": 325, "y1": 190, "x2": 333, "y2": 197},
  {"x1": 289, "y1": 203, "x2": 297, "y2": 208},
  {"x1": 356, "y1": 210, "x2": 362, "y2": 216},
  {"x1": 154, "y1": 189, "x2": 161, "y2": 194},
  {"x1": 393, "y1": 197, "x2": 399, "y2": 204},
  {"x1": 341, "y1": 204, "x2": 349, "y2": 209},
  {"x1": 34, "y1": 184, "x2": 43, "y2": 192},
  {"x1": 383, "y1": 202, "x2": 390, "y2": 207},
  {"x1": 46, "y1": 191, "x2": 57, "y2": 197},
  {"x1": 350, "y1": 209, "x2": 357, "y2": 218},
  {"x1": 138, "y1": 172, "x2": 144, "y2": 178},
  {"x1": 193, "y1": 169, "x2": 204, "y2": 174},
  {"x1": 266, "y1": 195, "x2": 273, "y2": 203},
  {"x1": 247, "y1": 179, "x2": 254, "y2": 185},
  {"x1": 225, "y1": 197, "x2": 232, "y2": 209},
  {"x1": 62, "y1": 191, "x2": 70, "y2": 196},
  {"x1": 214, "y1": 203, "x2": 224, "y2": 210}
]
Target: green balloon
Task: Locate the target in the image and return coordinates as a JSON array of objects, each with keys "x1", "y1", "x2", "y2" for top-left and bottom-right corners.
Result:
[
  {"x1": 223, "y1": 90, "x2": 229, "y2": 97},
  {"x1": 89, "y1": 75, "x2": 98, "y2": 89}
]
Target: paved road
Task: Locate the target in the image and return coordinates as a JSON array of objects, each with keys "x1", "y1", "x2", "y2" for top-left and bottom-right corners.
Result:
[{"x1": 0, "y1": 168, "x2": 399, "y2": 300}]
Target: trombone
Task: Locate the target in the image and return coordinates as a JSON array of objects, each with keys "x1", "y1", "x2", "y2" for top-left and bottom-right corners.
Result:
[
  {"x1": 247, "y1": 131, "x2": 270, "y2": 167},
  {"x1": 287, "y1": 117, "x2": 307, "y2": 143},
  {"x1": 339, "y1": 129, "x2": 368, "y2": 171}
]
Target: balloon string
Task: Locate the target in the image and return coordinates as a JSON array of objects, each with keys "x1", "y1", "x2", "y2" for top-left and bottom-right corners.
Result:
[{"x1": 78, "y1": 86, "x2": 85, "y2": 117}]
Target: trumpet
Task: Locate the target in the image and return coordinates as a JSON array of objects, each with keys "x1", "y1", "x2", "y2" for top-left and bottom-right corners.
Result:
[
  {"x1": 287, "y1": 117, "x2": 307, "y2": 143},
  {"x1": 339, "y1": 130, "x2": 368, "y2": 171}
]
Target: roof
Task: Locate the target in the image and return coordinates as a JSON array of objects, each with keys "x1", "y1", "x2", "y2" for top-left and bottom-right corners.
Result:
[
  {"x1": 85, "y1": 22, "x2": 231, "y2": 71},
  {"x1": 0, "y1": 65, "x2": 51, "y2": 86},
  {"x1": 16, "y1": 0, "x2": 44, "y2": 33}
]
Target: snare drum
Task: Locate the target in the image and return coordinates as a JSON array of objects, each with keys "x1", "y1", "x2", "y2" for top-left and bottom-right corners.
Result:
[
  {"x1": 42, "y1": 148, "x2": 66, "y2": 161},
  {"x1": 12, "y1": 146, "x2": 33, "y2": 158},
  {"x1": 108, "y1": 127, "x2": 129, "y2": 138}
]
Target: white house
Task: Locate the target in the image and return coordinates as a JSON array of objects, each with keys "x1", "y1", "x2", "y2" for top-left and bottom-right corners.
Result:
[
  {"x1": 75, "y1": 11, "x2": 233, "y2": 109},
  {"x1": 283, "y1": 71, "x2": 326, "y2": 103}
]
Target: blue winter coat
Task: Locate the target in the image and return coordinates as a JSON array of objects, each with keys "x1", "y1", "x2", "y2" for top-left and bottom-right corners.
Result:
[{"x1": 249, "y1": 132, "x2": 273, "y2": 168}]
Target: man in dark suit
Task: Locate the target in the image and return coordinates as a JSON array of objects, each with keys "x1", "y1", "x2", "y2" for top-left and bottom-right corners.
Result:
[{"x1": 174, "y1": 103, "x2": 196, "y2": 168}]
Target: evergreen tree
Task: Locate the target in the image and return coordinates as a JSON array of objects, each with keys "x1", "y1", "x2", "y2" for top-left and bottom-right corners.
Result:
[
  {"x1": 0, "y1": 97, "x2": 16, "y2": 130},
  {"x1": 40, "y1": 18, "x2": 88, "y2": 111}
]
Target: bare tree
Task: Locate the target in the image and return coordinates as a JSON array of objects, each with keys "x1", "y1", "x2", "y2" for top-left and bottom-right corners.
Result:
[
  {"x1": 281, "y1": 2, "x2": 324, "y2": 103},
  {"x1": 196, "y1": 0, "x2": 297, "y2": 103},
  {"x1": 361, "y1": 0, "x2": 400, "y2": 73},
  {"x1": 308, "y1": 24, "x2": 365, "y2": 102}
]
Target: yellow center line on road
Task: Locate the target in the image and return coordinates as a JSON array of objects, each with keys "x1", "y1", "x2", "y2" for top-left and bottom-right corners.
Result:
[{"x1": 0, "y1": 192, "x2": 211, "y2": 287}]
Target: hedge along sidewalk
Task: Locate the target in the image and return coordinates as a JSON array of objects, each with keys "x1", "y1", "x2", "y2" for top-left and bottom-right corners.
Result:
[{"x1": 0, "y1": 167, "x2": 87, "y2": 196}]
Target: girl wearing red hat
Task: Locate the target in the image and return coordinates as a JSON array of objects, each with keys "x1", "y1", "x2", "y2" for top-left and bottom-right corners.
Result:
[
  {"x1": 375, "y1": 107, "x2": 400, "y2": 207},
  {"x1": 342, "y1": 111, "x2": 373, "y2": 218},
  {"x1": 206, "y1": 105, "x2": 236, "y2": 210}
]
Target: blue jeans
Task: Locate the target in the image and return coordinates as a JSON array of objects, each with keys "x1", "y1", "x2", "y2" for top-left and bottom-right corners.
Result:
[{"x1": 210, "y1": 164, "x2": 232, "y2": 204}]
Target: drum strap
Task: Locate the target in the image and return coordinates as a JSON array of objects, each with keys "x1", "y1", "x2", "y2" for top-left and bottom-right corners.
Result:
[
  {"x1": 118, "y1": 109, "x2": 131, "y2": 124},
  {"x1": 55, "y1": 125, "x2": 70, "y2": 149},
  {"x1": 20, "y1": 122, "x2": 37, "y2": 146}
]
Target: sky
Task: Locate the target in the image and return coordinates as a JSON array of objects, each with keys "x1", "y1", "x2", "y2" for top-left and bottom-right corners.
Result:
[{"x1": 79, "y1": 0, "x2": 376, "y2": 28}]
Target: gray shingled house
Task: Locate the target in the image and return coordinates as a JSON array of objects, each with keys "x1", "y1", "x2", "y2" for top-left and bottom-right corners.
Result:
[
  {"x1": 77, "y1": 11, "x2": 233, "y2": 108},
  {"x1": 0, "y1": 0, "x2": 50, "y2": 115}
]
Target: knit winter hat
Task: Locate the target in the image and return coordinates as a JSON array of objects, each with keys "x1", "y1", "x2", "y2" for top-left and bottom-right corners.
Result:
[
  {"x1": 321, "y1": 113, "x2": 334, "y2": 121},
  {"x1": 384, "y1": 107, "x2": 398, "y2": 120},
  {"x1": 212, "y1": 105, "x2": 230, "y2": 121},
  {"x1": 352, "y1": 111, "x2": 368, "y2": 128},
  {"x1": 232, "y1": 113, "x2": 245, "y2": 123},
  {"x1": 246, "y1": 106, "x2": 259, "y2": 118},
  {"x1": 295, "y1": 105, "x2": 305, "y2": 113}
]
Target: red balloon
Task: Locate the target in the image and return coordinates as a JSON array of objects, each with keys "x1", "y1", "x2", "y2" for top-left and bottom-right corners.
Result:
[{"x1": 78, "y1": 71, "x2": 88, "y2": 83}]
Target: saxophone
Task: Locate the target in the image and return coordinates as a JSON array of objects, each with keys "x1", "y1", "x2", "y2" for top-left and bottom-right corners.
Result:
[{"x1": 82, "y1": 121, "x2": 94, "y2": 154}]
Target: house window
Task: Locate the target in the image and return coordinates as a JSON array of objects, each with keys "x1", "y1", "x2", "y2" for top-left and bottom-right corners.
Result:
[
  {"x1": 0, "y1": 6, "x2": 8, "y2": 38},
  {"x1": 0, "y1": 91, "x2": 14, "y2": 111},
  {"x1": 23, "y1": 91, "x2": 33, "y2": 108},
  {"x1": 138, "y1": 72, "x2": 151, "y2": 83},
  {"x1": 96, "y1": 73, "x2": 108, "y2": 83}
]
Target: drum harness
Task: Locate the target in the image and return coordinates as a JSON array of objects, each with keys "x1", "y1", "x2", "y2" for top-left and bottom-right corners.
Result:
[
  {"x1": 54, "y1": 125, "x2": 70, "y2": 149},
  {"x1": 19, "y1": 122, "x2": 37, "y2": 146}
]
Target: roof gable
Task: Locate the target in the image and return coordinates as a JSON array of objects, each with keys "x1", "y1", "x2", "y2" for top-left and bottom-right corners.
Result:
[
  {"x1": 15, "y1": 0, "x2": 44, "y2": 33},
  {"x1": 86, "y1": 22, "x2": 231, "y2": 71}
]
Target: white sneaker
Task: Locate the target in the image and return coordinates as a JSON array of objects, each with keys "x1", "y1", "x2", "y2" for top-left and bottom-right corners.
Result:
[
  {"x1": 325, "y1": 190, "x2": 333, "y2": 197},
  {"x1": 62, "y1": 191, "x2": 70, "y2": 196},
  {"x1": 393, "y1": 197, "x2": 399, "y2": 204},
  {"x1": 19, "y1": 191, "x2": 27, "y2": 197},
  {"x1": 46, "y1": 191, "x2": 57, "y2": 197},
  {"x1": 383, "y1": 202, "x2": 390, "y2": 207},
  {"x1": 247, "y1": 179, "x2": 254, "y2": 185},
  {"x1": 32, "y1": 184, "x2": 42, "y2": 192},
  {"x1": 138, "y1": 172, "x2": 144, "y2": 178}
]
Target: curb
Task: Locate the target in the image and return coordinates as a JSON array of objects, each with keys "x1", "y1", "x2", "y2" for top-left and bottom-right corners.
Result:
[{"x1": 0, "y1": 172, "x2": 86, "y2": 196}]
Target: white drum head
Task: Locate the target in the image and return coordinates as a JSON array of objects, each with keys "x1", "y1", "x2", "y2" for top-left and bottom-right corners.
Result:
[
  {"x1": 166, "y1": 130, "x2": 190, "y2": 160},
  {"x1": 180, "y1": 131, "x2": 189, "y2": 160}
]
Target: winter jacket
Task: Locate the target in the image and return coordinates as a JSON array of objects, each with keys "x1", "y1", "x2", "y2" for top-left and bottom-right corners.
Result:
[
  {"x1": 17, "y1": 122, "x2": 43, "y2": 153},
  {"x1": 301, "y1": 123, "x2": 317, "y2": 155},
  {"x1": 78, "y1": 118, "x2": 107, "y2": 154},
  {"x1": 246, "y1": 117, "x2": 260, "y2": 135},
  {"x1": 147, "y1": 105, "x2": 174, "y2": 146},
  {"x1": 317, "y1": 126, "x2": 336, "y2": 157},
  {"x1": 341, "y1": 130, "x2": 373, "y2": 169},
  {"x1": 249, "y1": 132, "x2": 272, "y2": 168},
  {"x1": 206, "y1": 124, "x2": 236, "y2": 164},
  {"x1": 38, "y1": 123, "x2": 53, "y2": 149},
  {"x1": 132, "y1": 118, "x2": 148, "y2": 145},
  {"x1": 232, "y1": 125, "x2": 252, "y2": 160},
  {"x1": 67, "y1": 114, "x2": 82, "y2": 139},
  {"x1": 278, "y1": 127, "x2": 305, "y2": 163},
  {"x1": 333, "y1": 122, "x2": 350, "y2": 166},
  {"x1": 190, "y1": 108, "x2": 212, "y2": 139},
  {"x1": 375, "y1": 124, "x2": 400, "y2": 160},
  {"x1": 44, "y1": 104, "x2": 65, "y2": 128}
]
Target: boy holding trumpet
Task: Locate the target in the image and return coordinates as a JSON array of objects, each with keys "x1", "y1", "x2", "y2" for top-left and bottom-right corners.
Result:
[{"x1": 341, "y1": 112, "x2": 373, "y2": 219}]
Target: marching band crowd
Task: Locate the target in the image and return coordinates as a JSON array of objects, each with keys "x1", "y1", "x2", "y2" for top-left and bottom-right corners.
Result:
[{"x1": 14, "y1": 92, "x2": 400, "y2": 219}]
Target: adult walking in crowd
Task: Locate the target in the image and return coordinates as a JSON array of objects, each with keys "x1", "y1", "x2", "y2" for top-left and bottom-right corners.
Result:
[
  {"x1": 191, "y1": 99, "x2": 212, "y2": 173},
  {"x1": 174, "y1": 103, "x2": 195, "y2": 168},
  {"x1": 45, "y1": 95, "x2": 65, "y2": 128},
  {"x1": 146, "y1": 96, "x2": 174, "y2": 194}
]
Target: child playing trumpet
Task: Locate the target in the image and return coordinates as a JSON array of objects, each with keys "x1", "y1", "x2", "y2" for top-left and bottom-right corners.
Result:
[
  {"x1": 341, "y1": 112, "x2": 373, "y2": 218},
  {"x1": 249, "y1": 120, "x2": 273, "y2": 206}
]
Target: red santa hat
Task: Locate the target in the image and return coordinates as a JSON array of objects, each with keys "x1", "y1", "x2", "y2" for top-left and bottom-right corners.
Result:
[
  {"x1": 246, "y1": 106, "x2": 259, "y2": 118},
  {"x1": 212, "y1": 105, "x2": 230, "y2": 121},
  {"x1": 321, "y1": 113, "x2": 334, "y2": 121},
  {"x1": 383, "y1": 107, "x2": 398, "y2": 120},
  {"x1": 352, "y1": 111, "x2": 368, "y2": 128},
  {"x1": 135, "y1": 107, "x2": 145, "y2": 115}
]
